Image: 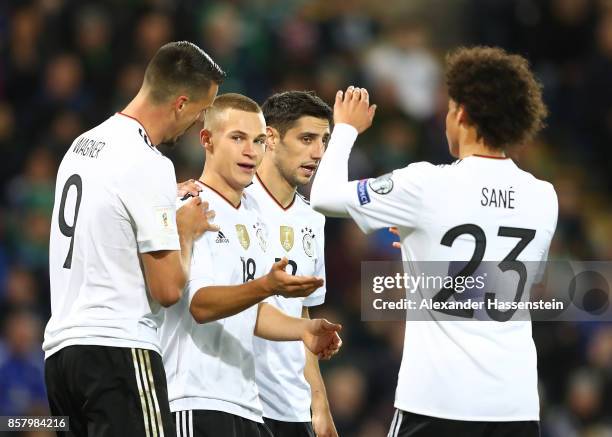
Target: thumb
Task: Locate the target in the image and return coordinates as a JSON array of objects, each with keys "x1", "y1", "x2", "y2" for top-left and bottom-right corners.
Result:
[
  {"x1": 369, "y1": 104, "x2": 377, "y2": 119},
  {"x1": 335, "y1": 90, "x2": 344, "y2": 105},
  {"x1": 190, "y1": 196, "x2": 202, "y2": 206},
  {"x1": 273, "y1": 257, "x2": 289, "y2": 271},
  {"x1": 319, "y1": 319, "x2": 342, "y2": 332}
]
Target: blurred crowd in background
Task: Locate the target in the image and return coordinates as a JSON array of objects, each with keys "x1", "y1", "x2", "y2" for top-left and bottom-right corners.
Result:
[{"x1": 0, "y1": 0, "x2": 611, "y2": 436}]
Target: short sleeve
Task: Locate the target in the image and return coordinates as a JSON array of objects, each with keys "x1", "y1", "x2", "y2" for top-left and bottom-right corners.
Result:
[
  {"x1": 186, "y1": 237, "x2": 215, "y2": 304},
  {"x1": 535, "y1": 182, "x2": 558, "y2": 283},
  {"x1": 303, "y1": 216, "x2": 327, "y2": 307},
  {"x1": 345, "y1": 162, "x2": 432, "y2": 234},
  {"x1": 118, "y1": 157, "x2": 180, "y2": 253}
]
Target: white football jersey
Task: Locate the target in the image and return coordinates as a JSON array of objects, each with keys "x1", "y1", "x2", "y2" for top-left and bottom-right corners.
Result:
[
  {"x1": 161, "y1": 182, "x2": 272, "y2": 423},
  {"x1": 44, "y1": 113, "x2": 180, "y2": 359},
  {"x1": 343, "y1": 153, "x2": 558, "y2": 421},
  {"x1": 248, "y1": 175, "x2": 326, "y2": 422}
]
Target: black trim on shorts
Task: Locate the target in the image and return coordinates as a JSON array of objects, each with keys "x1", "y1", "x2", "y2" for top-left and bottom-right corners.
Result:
[
  {"x1": 173, "y1": 410, "x2": 273, "y2": 437},
  {"x1": 387, "y1": 409, "x2": 540, "y2": 437},
  {"x1": 263, "y1": 416, "x2": 315, "y2": 437}
]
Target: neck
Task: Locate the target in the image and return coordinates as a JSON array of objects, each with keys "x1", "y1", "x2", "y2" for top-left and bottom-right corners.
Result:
[
  {"x1": 200, "y1": 168, "x2": 243, "y2": 208},
  {"x1": 458, "y1": 129, "x2": 505, "y2": 159},
  {"x1": 121, "y1": 90, "x2": 169, "y2": 146},
  {"x1": 257, "y1": 159, "x2": 296, "y2": 208}
]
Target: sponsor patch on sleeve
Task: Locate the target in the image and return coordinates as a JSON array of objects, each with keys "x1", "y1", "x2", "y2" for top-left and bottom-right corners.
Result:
[{"x1": 357, "y1": 179, "x2": 371, "y2": 205}]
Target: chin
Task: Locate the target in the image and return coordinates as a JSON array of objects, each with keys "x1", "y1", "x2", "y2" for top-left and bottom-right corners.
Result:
[
  {"x1": 292, "y1": 174, "x2": 310, "y2": 188},
  {"x1": 237, "y1": 173, "x2": 255, "y2": 188},
  {"x1": 159, "y1": 139, "x2": 178, "y2": 149}
]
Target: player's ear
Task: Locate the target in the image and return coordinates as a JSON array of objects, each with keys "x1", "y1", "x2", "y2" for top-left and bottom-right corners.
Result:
[
  {"x1": 457, "y1": 104, "x2": 468, "y2": 125},
  {"x1": 266, "y1": 126, "x2": 279, "y2": 151},
  {"x1": 200, "y1": 128, "x2": 213, "y2": 152},
  {"x1": 174, "y1": 95, "x2": 189, "y2": 113}
]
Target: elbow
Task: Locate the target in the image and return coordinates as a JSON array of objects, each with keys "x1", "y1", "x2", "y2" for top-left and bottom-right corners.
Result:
[
  {"x1": 150, "y1": 270, "x2": 187, "y2": 308},
  {"x1": 152, "y1": 286, "x2": 182, "y2": 308},
  {"x1": 150, "y1": 285, "x2": 183, "y2": 308},
  {"x1": 189, "y1": 302, "x2": 216, "y2": 324}
]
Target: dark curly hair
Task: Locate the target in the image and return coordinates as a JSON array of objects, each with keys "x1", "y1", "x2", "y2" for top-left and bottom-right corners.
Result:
[{"x1": 445, "y1": 46, "x2": 547, "y2": 150}]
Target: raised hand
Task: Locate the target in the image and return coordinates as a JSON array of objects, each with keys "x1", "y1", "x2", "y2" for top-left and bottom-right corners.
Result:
[{"x1": 333, "y1": 86, "x2": 377, "y2": 133}]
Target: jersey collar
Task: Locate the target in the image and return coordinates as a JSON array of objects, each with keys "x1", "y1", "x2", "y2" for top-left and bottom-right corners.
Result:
[
  {"x1": 197, "y1": 180, "x2": 242, "y2": 209},
  {"x1": 470, "y1": 154, "x2": 509, "y2": 160},
  {"x1": 116, "y1": 112, "x2": 158, "y2": 152},
  {"x1": 255, "y1": 173, "x2": 296, "y2": 211}
]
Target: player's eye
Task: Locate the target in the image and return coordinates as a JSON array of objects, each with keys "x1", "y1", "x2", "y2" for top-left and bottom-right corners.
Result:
[
  {"x1": 232, "y1": 135, "x2": 244, "y2": 143},
  {"x1": 302, "y1": 136, "x2": 313, "y2": 144},
  {"x1": 255, "y1": 138, "x2": 266, "y2": 146}
]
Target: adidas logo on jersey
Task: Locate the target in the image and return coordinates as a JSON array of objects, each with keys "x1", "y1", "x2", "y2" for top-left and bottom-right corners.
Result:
[{"x1": 215, "y1": 231, "x2": 229, "y2": 244}]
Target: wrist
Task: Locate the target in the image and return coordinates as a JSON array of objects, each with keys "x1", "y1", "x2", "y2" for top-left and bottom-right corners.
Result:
[
  {"x1": 300, "y1": 319, "x2": 315, "y2": 343},
  {"x1": 179, "y1": 231, "x2": 194, "y2": 244},
  {"x1": 311, "y1": 393, "x2": 331, "y2": 414},
  {"x1": 331, "y1": 123, "x2": 359, "y2": 137},
  {"x1": 257, "y1": 275, "x2": 275, "y2": 298}
]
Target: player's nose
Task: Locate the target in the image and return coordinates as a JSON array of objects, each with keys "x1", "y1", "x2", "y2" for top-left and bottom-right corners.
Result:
[{"x1": 311, "y1": 140, "x2": 325, "y2": 160}]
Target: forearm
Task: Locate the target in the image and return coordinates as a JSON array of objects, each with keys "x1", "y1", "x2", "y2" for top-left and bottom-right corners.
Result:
[
  {"x1": 190, "y1": 277, "x2": 272, "y2": 323},
  {"x1": 302, "y1": 308, "x2": 331, "y2": 412},
  {"x1": 254, "y1": 302, "x2": 310, "y2": 341},
  {"x1": 310, "y1": 123, "x2": 358, "y2": 217},
  {"x1": 179, "y1": 234, "x2": 194, "y2": 284}
]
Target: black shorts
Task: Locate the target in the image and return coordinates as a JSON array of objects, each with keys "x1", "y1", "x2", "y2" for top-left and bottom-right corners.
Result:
[
  {"x1": 45, "y1": 345, "x2": 174, "y2": 437},
  {"x1": 387, "y1": 410, "x2": 540, "y2": 437},
  {"x1": 263, "y1": 417, "x2": 314, "y2": 437},
  {"x1": 173, "y1": 410, "x2": 273, "y2": 437}
]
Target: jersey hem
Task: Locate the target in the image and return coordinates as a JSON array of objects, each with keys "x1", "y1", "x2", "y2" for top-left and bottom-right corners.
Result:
[
  {"x1": 263, "y1": 414, "x2": 312, "y2": 423},
  {"x1": 138, "y1": 236, "x2": 181, "y2": 253},
  {"x1": 394, "y1": 402, "x2": 540, "y2": 422},
  {"x1": 43, "y1": 337, "x2": 160, "y2": 360},
  {"x1": 302, "y1": 294, "x2": 325, "y2": 307},
  {"x1": 170, "y1": 397, "x2": 263, "y2": 423}
]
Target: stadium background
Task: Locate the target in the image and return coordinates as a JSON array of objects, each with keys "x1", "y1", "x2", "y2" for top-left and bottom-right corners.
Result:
[{"x1": 0, "y1": 0, "x2": 611, "y2": 436}]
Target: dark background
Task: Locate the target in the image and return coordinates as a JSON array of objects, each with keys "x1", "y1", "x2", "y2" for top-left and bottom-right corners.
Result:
[{"x1": 0, "y1": 0, "x2": 611, "y2": 436}]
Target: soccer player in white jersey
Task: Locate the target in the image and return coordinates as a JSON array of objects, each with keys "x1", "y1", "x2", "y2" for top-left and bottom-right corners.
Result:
[
  {"x1": 310, "y1": 47, "x2": 557, "y2": 437},
  {"x1": 160, "y1": 93, "x2": 342, "y2": 437},
  {"x1": 247, "y1": 91, "x2": 338, "y2": 437},
  {"x1": 43, "y1": 42, "x2": 224, "y2": 436}
]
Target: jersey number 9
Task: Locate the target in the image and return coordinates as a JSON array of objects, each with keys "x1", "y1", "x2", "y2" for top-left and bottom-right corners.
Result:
[{"x1": 58, "y1": 174, "x2": 83, "y2": 269}]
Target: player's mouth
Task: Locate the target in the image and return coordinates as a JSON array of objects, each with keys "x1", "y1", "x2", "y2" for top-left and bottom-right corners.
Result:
[
  {"x1": 299, "y1": 163, "x2": 317, "y2": 177},
  {"x1": 237, "y1": 163, "x2": 256, "y2": 173}
]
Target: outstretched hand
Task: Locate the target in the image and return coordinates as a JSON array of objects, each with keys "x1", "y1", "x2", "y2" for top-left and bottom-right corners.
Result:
[{"x1": 265, "y1": 258, "x2": 325, "y2": 298}]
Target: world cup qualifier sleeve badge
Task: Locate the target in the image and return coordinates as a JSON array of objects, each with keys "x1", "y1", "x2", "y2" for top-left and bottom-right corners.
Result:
[{"x1": 301, "y1": 227, "x2": 316, "y2": 258}]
